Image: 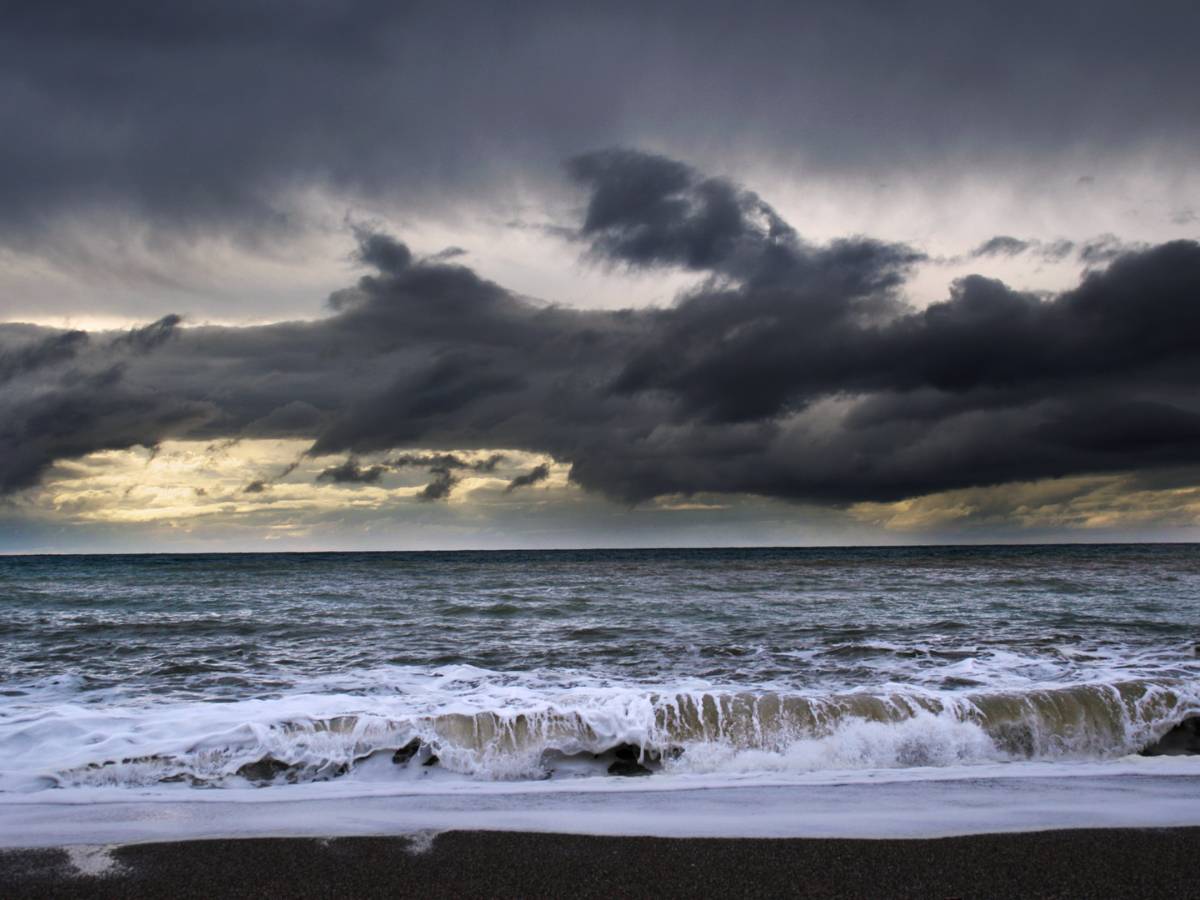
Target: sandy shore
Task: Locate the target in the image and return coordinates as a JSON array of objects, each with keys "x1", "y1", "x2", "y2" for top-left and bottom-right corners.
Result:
[{"x1": 1, "y1": 827, "x2": 1195, "y2": 898}]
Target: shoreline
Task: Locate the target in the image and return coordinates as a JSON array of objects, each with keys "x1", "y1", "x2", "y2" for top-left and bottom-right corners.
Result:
[
  {"x1": 8, "y1": 767, "x2": 1200, "y2": 846},
  {"x1": 2, "y1": 827, "x2": 1197, "y2": 898}
]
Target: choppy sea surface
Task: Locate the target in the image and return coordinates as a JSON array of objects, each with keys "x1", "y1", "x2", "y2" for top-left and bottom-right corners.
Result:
[{"x1": 2, "y1": 545, "x2": 1200, "y2": 842}]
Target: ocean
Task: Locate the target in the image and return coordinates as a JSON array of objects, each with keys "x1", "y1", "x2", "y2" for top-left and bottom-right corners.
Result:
[{"x1": 2, "y1": 544, "x2": 1200, "y2": 843}]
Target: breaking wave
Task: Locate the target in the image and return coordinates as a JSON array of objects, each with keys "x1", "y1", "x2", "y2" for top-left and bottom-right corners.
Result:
[{"x1": 11, "y1": 677, "x2": 1198, "y2": 790}]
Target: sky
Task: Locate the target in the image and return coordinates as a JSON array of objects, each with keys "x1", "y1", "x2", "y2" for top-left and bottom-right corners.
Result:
[{"x1": 2, "y1": 0, "x2": 1199, "y2": 552}]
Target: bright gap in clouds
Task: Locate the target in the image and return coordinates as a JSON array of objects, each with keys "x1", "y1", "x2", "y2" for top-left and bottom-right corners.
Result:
[{"x1": 6, "y1": 441, "x2": 1199, "y2": 553}]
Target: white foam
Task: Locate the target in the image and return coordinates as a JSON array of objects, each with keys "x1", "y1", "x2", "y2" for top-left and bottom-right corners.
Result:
[
  {"x1": 404, "y1": 830, "x2": 439, "y2": 854},
  {"x1": 669, "y1": 711, "x2": 998, "y2": 773},
  {"x1": 64, "y1": 844, "x2": 123, "y2": 877},
  {"x1": 4, "y1": 761, "x2": 1200, "y2": 846},
  {"x1": 2, "y1": 668, "x2": 1197, "y2": 790}
]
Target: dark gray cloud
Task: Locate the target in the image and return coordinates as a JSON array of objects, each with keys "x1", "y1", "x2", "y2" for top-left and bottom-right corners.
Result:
[
  {"x1": 1078, "y1": 235, "x2": 1148, "y2": 265},
  {"x1": 388, "y1": 453, "x2": 505, "y2": 473},
  {"x1": 419, "y1": 469, "x2": 458, "y2": 502},
  {"x1": 507, "y1": 464, "x2": 551, "y2": 493},
  {"x1": 970, "y1": 236, "x2": 1032, "y2": 258},
  {"x1": 1, "y1": 0, "x2": 1197, "y2": 252},
  {"x1": 3, "y1": 151, "x2": 1200, "y2": 508},
  {"x1": 967, "y1": 233, "x2": 1150, "y2": 268},
  {"x1": 0, "y1": 315, "x2": 206, "y2": 493},
  {"x1": 968, "y1": 236, "x2": 1124, "y2": 266},
  {"x1": 316, "y1": 458, "x2": 386, "y2": 485},
  {"x1": 0, "y1": 329, "x2": 88, "y2": 385},
  {"x1": 969, "y1": 236, "x2": 1076, "y2": 262},
  {"x1": 309, "y1": 451, "x2": 507, "y2": 498},
  {"x1": 568, "y1": 149, "x2": 798, "y2": 278}
]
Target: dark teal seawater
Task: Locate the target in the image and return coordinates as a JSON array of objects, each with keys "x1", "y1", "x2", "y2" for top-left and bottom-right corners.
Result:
[{"x1": 2, "y1": 545, "x2": 1198, "y2": 702}]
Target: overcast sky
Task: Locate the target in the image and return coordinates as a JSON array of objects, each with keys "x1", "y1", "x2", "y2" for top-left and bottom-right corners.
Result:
[{"x1": 2, "y1": 0, "x2": 1198, "y2": 551}]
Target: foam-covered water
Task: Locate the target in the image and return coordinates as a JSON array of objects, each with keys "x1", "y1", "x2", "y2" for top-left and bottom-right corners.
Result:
[{"x1": 2, "y1": 546, "x2": 1199, "y2": 804}]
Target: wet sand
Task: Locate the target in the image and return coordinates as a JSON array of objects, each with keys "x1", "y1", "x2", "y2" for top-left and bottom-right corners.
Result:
[{"x1": 1, "y1": 827, "x2": 1195, "y2": 899}]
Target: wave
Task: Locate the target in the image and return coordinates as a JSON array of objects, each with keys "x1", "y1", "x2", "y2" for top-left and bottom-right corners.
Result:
[{"x1": 14, "y1": 677, "x2": 1198, "y2": 790}]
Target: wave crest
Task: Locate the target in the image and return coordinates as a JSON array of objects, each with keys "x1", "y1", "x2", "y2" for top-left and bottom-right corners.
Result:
[{"x1": 41, "y1": 678, "x2": 1200, "y2": 788}]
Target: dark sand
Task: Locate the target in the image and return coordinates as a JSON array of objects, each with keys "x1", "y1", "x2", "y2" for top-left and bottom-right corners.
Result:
[{"x1": 1, "y1": 827, "x2": 1195, "y2": 899}]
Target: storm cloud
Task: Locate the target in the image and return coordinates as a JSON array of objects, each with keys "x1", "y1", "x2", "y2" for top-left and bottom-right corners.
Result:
[
  {"x1": 1, "y1": 151, "x2": 1199, "y2": 507},
  {"x1": 1, "y1": 0, "x2": 1197, "y2": 253}
]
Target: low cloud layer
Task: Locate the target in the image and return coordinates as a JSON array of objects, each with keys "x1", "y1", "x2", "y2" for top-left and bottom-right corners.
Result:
[{"x1": 2, "y1": 151, "x2": 1199, "y2": 509}]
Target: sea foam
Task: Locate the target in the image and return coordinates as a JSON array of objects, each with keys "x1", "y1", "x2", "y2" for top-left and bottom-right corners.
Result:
[{"x1": 2, "y1": 667, "x2": 1196, "y2": 791}]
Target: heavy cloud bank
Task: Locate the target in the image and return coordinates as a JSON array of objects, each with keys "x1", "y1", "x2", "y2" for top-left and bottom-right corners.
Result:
[
  {"x1": 2, "y1": 0, "x2": 1197, "y2": 248},
  {"x1": 2, "y1": 151, "x2": 1199, "y2": 505}
]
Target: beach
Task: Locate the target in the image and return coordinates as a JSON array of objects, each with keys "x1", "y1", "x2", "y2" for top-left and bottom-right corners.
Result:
[{"x1": 4, "y1": 827, "x2": 1198, "y2": 899}]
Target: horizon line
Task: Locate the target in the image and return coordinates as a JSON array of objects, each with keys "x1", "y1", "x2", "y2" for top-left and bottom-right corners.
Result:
[{"x1": 2, "y1": 539, "x2": 1197, "y2": 558}]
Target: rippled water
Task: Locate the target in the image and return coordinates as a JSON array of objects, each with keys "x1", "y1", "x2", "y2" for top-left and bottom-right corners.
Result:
[
  {"x1": 1, "y1": 545, "x2": 1198, "y2": 789},
  {"x1": 4, "y1": 545, "x2": 1199, "y2": 696}
]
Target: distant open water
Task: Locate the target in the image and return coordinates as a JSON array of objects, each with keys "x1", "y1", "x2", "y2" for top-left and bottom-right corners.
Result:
[{"x1": 1, "y1": 545, "x2": 1198, "y2": 790}]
